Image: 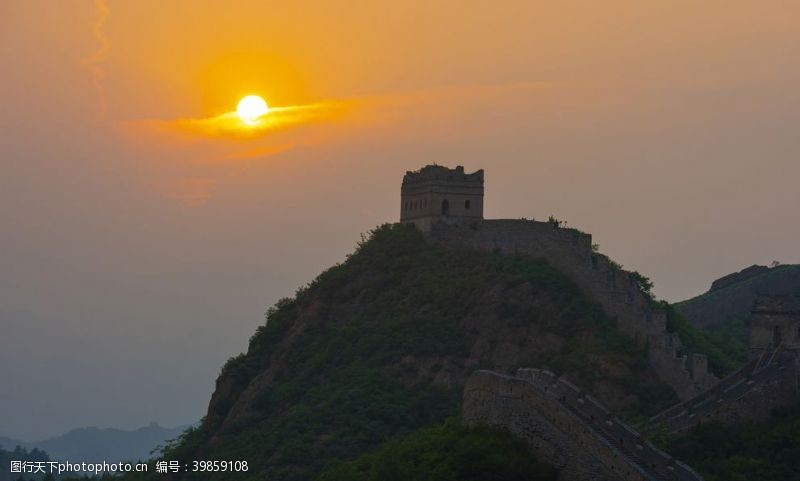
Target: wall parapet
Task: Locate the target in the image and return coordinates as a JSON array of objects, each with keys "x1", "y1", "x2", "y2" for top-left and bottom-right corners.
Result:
[{"x1": 463, "y1": 369, "x2": 704, "y2": 481}]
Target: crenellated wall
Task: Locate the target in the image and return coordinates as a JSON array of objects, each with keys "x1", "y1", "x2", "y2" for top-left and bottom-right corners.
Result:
[
  {"x1": 644, "y1": 295, "x2": 800, "y2": 435},
  {"x1": 430, "y1": 219, "x2": 717, "y2": 399},
  {"x1": 463, "y1": 369, "x2": 705, "y2": 481}
]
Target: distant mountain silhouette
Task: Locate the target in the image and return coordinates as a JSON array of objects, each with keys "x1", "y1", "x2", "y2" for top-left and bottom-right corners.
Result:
[
  {"x1": 0, "y1": 422, "x2": 189, "y2": 465},
  {"x1": 677, "y1": 264, "x2": 800, "y2": 327},
  {"x1": 0, "y1": 436, "x2": 24, "y2": 451}
]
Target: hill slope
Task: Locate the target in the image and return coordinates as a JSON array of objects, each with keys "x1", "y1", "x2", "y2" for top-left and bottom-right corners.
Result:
[
  {"x1": 676, "y1": 264, "x2": 800, "y2": 353},
  {"x1": 151, "y1": 224, "x2": 678, "y2": 481}
]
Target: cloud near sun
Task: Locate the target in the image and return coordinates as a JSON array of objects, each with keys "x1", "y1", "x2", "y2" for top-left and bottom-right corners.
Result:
[{"x1": 135, "y1": 99, "x2": 351, "y2": 139}]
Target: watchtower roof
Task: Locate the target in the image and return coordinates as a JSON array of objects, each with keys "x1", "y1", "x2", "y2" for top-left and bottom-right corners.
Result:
[{"x1": 402, "y1": 164, "x2": 484, "y2": 185}]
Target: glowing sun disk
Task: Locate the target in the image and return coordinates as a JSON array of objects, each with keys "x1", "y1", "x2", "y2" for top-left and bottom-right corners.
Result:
[{"x1": 237, "y1": 95, "x2": 269, "y2": 125}]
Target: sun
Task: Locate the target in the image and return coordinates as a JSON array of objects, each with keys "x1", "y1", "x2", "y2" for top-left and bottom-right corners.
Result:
[{"x1": 236, "y1": 95, "x2": 269, "y2": 125}]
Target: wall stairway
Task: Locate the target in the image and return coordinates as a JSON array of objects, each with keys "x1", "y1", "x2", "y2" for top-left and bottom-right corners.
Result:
[
  {"x1": 642, "y1": 343, "x2": 791, "y2": 436},
  {"x1": 464, "y1": 369, "x2": 705, "y2": 481}
]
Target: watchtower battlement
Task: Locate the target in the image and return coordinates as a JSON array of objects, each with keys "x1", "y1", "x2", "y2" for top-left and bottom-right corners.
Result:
[{"x1": 400, "y1": 164, "x2": 484, "y2": 231}]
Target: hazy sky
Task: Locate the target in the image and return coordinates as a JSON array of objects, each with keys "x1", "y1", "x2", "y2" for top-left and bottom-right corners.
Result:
[{"x1": 1, "y1": 0, "x2": 798, "y2": 440}]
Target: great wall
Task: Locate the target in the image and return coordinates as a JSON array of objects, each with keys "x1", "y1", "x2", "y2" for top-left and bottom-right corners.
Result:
[
  {"x1": 643, "y1": 296, "x2": 800, "y2": 436},
  {"x1": 461, "y1": 348, "x2": 798, "y2": 481},
  {"x1": 401, "y1": 165, "x2": 799, "y2": 480},
  {"x1": 441, "y1": 219, "x2": 799, "y2": 480}
]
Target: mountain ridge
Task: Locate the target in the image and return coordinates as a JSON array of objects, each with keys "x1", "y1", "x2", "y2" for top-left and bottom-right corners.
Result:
[
  {"x1": 152, "y1": 224, "x2": 677, "y2": 481},
  {"x1": 0, "y1": 423, "x2": 188, "y2": 465}
]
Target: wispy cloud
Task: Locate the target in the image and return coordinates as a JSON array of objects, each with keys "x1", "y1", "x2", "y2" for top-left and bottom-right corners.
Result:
[
  {"x1": 130, "y1": 100, "x2": 351, "y2": 139},
  {"x1": 82, "y1": 0, "x2": 110, "y2": 123}
]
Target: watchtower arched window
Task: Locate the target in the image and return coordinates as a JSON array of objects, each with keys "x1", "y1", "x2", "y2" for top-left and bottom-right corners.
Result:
[
  {"x1": 441, "y1": 199, "x2": 449, "y2": 216},
  {"x1": 465, "y1": 199, "x2": 471, "y2": 209}
]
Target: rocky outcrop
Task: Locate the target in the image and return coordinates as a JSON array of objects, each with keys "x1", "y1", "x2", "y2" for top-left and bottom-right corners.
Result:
[
  {"x1": 463, "y1": 369, "x2": 704, "y2": 481},
  {"x1": 709, "y1": 265, "x2": 770, "y2": 292}
]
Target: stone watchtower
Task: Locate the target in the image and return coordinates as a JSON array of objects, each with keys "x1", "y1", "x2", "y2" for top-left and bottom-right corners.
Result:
[
  {"x1": 750, "y1": 295, "x2": 800, "y2": 360},
  {"x1": 400, "y1": 165, "x2": 484, "y2": 231}
]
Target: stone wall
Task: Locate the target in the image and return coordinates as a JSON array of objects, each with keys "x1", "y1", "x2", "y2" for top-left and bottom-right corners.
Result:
[
  {"x1": 430, "y1": 219, "x2": 717, "y2": 400},
  {"x1": 645, "y1": 354, "x2": 798, "y2": 435},
  {"x1": 463, "y1": 369, "x2": 704, "y2": 481}
]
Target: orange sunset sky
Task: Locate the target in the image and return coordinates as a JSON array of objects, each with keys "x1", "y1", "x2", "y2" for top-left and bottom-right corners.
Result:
[{"x1": 1, "y1": 1, "x2": 799, "y2": 439}]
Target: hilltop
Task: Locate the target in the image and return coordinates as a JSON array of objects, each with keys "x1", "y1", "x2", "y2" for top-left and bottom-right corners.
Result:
[{"x1": 146, "y1": 224, "x2": 677, "y2": 481}]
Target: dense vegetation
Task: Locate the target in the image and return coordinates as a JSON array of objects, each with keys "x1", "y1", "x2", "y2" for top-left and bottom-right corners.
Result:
[
  {"x1": 147, "y1": 224, "x2": 676, "y2": 481},
  {"x1": 667, "y1": 401, "x2": 800, "y2": 481},
  {"x1": 661, "y1": 302, "x2": 744, "y2": 376},
  {"x1": 317, "y1": 418, "x2": 557, "y2": 481},
  {"x1": 1, "y1": 445, "x2": 120, "y2": 481},
  {"x1": 1, "y1": 445, "x2": 50, "y2": 481}
]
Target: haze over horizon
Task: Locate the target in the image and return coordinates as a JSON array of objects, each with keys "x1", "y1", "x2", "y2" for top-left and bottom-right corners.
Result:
[{"x1": 1, "y1": 0, "x2": 798, "y2": 440}]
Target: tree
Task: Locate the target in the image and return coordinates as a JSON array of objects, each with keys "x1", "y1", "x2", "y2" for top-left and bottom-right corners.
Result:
[{"x1": 630, "y1": 271, "x2": 654, "y2": 298}]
